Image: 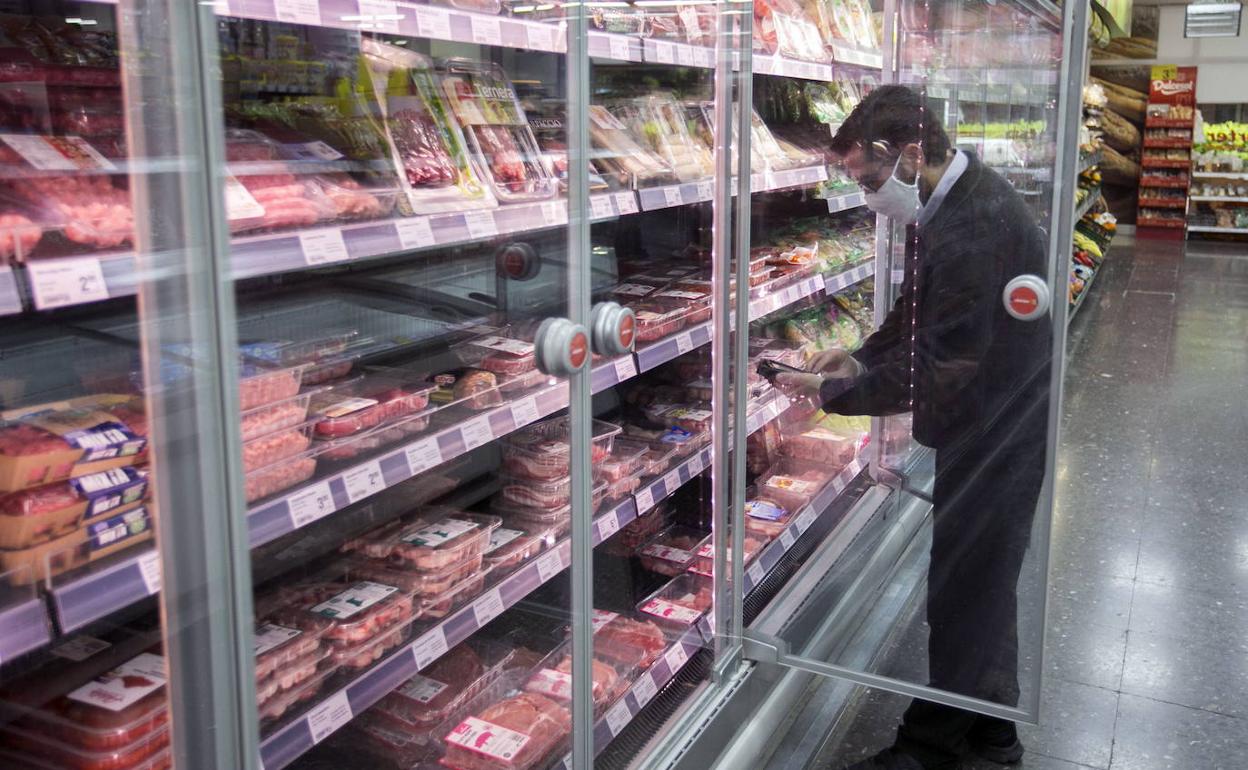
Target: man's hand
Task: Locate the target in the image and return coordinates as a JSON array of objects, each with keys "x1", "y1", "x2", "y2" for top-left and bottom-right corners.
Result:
[
  {"x1": 774, "y1": 370, "x2": 825, "y2": 398},
  {"x1": 773, "y1": 349, "x2": 862, "y2": 400}
]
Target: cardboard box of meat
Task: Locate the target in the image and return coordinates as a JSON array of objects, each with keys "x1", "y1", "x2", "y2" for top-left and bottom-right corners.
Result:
[
  {"x1": 0, "y1": 503, "x2": 154, "y2": 586},
  {"x1": 0, "y1": 650, "x2": 169, "y2": 770},
  {"x1": 0, "y1": 467, "x2": 147, "y2": 550},
  {"x1": 501, "y1": 416, "x2": 620, "y2": 481},
  {"x1": 0, "y1": 396, "x2": 148, "y2": 494},
  {"x1": 637, "y1": 573, "x2": 712, "y2": 629},
  {"x1": 441, "y1": 60, "x2": 558, "y2": 203},
  {"x1": 590, "y1": 609, "x2": 669, "y2": 668}
]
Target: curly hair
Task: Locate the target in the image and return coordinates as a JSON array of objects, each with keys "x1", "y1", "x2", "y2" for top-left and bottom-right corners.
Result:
[{"x1": 830, "y1": 85, "x2": 952, "y2": 166}]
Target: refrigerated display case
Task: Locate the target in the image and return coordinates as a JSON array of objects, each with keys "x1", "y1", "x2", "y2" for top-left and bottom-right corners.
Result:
[{"x1": 0, "y1": 1, "x2": 1085, "y2": 769}]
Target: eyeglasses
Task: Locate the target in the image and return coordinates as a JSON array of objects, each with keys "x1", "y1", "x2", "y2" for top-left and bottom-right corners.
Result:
[{"x1": 835, "y1": 152, "x2": 899, "y2": 194}]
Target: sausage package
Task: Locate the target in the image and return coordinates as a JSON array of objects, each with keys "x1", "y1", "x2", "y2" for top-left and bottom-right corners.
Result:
[{"x1": 0, "y1": 466, "x2": 148, "y2": 549}]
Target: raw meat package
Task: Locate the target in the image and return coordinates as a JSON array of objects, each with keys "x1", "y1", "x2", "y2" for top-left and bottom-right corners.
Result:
[
  {"x1": 596, "y1": 440, "x2": 648, "y2": 483},
  {"x1": 648, "y1": 287, "x2": 711, "y2": 324},
  {"x1": 501, "y1": 416, "x2": 620, "y2": 481},
  {"x1": 455, "y1": 334, "x2": 538, "y2": 377},
  {"x1": 628, "y1": 302, "x2": 688, "y2": 343},
  {"x1": 782, "y1": 425, "x2": 857, "y2": 466},
  {"x1": 0, "y1": 466, "x2": 147, "y2": 549},
  {"x1": 346, "y1": 554, "x2": 485, "y2": 599},
  {"x1": 590, "y1": 610, "x2": 669, "y2": 668},
  {"x1": 273, "y1": 579, "x2": 417, "y2": 647},
  {"x1": 374, "y1": 640, "x2": 513, "y2": 734},
  {"x1": 605, "y1": 280, "x2": 660, "y2": 303},
  {"x1": 429, "y1": 368, "x2": 504, "y2": 411},
  {"x1": 483, "y1": 526, "x2": 544, "y2": 571},
  {"x1": 419, "y1": 563, "x2": 492, "y2": 619},
  {"x1": 638, "y1": 525, "x2": 709, "y2": 577},
  {"x1": 490, "y1": 498, "x2": 571, "y2": 539},
  {"x1": 243, "y1": 445, "x2": 322, "y2": 503},
  {"x1": 0, "y1": 503, "x2": 154, "y2": 586},
  {"x1": 744, "y1": 497, "x2": 791, "y2": 539},
  {"x1": 523, "y1": 646, "x2": 627, "y2": 712},
  {"x1": 258, "y1": 667, "x2": 333, "y2": 724},
  {"x1": 238, "y1": 364, "x2": 306, "y2": 412},
  {"x1": 442, "y1": 692, "x2": 570, "y2": 770},
  {"x1": 756, "y1": 460, "x2": 830, "y2": 512},
  {"x1": 256, "y1": 637, "x2": 330, "y2": 709},
  {"x1": 614, "y1": 505, "x2": 668, "y2": 551},
  {"x1": 2, "y1": 651, "x2": 168, "y2": 764},
  {"x1": 316, "y1": 410, "x2": 431, "y2": 463},
  {"x1": 0, "y1": 397, "x2": 147, "y2": 492},
  {"x1": 754, "y1": 0, "x2": 827, "y2": 62},
  {"x1": 441, "y1": 60, "x2": 558, "y2": 203},
  {"x1": 241, "y1": 421, "x2": 313, "y2": 474},
  {"x1": 497, "y1": 474, "x2": 606, "y2": 511},
  {"x1": 0, "y1": 203, "x2": 43, "y2": 262},
  {"x1": 309, "y1": 370, "x2": 435, "y2": 438},
  {"x1": 638, "y1": 573, "x2": 712, "y2": 628},
  {"x1": 330, "y1": 619, "x2": 417, "y2": 671},
  {"x1": 238, "y1": 393, "x2": 314, "y2": 442},
  {"x1": 587, "y1": 105, "x2": 676, "y2": 189},
  {"x1": 352, "y1": 509, "x2": 500, "y2": 571},
  {"x1": 1, "y1": 173, "x2": 134, "y2": 255},
  {"x1": 253, "y1": 621, "x2": 327, "y2": 683},
  {"x1": 689, "y1": 535, "x2": 766, "y2": 577},
  {"x1": 0, "y1": 723, "x2": 169, "y2": 770},
  {"x1": 237, "y1": 331, "x2": 358, "y2": 368},
  {"x1": 358, "y1": 39, "x2": 495, "y2": 215},
  {"x1": 611, "y1": 94, "x2": 713, "y2": 182}
]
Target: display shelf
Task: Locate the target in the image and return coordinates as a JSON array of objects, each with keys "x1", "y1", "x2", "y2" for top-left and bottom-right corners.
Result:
[
  {"x1": 829, "y1": 44, "x2": 884, "y2": 69},
  {"x1": 1069, "y1": 264, "x2": 1099, "y2": 320},
  {"x1": 1145, "y1": 117, "x2": 1193, "y2": 128},
  {"x1": 637, "y1": 166, "x2": 829, "y2": 212},
  {"x1": 825, "y1": 189, "x2": 866, "y2": 213},
  {"x1": 643, "y1": 38, "x2": 716, "y2": 70},
  {"x1": 16, "y1": 253, "x2": 138, "y2": 311},
  {"x1": 748, "y1": 275, "x2": 825, "y2": 320},
  {"x1": 0, "y1": 266, "x2": 21, "y2": 315},
  {"x1": 552, "y1": 623, "x2": 707, "y2": 770},
  {"x1": 1190, "y1": 196, "x2": 1248, "y2": 204},
  {"x1": 258, "y1": 387, "x2": 790, "y2": 769},
  {"x1": 1141, "y1": 158, "x2": 1191, "y2": 170},
  {"x1": 588, "y1": 32, "x2": 645, "y2": 63},
  {"x1": 1193, "y1": 171, "x2": 1248, "y2": 180},
  {"x1": 1143, "y1": 138, "x2": 1190, "y2": 150},
  {"x1": 0, "y1": 598, "x2": 52, "y2": 664},
  {"x1": 1139, "y1": 177, "x2": 1189, "y2": 189},
  {"x1": 823, "y1": 261, "x2": 875, "y2": 295},
  {"x1": 1074, "y1": 188, "x2": 1102, "y2": 221},
  {"x1": 753, "y1": 54, "x2": 834, "y2": 82},
  {"x1": 1188, "y1": 225, "x2": 1248, "y2": 234},
  {"x1": 1077, "y1": 150, "x2": 1102, "y2": 174},
  {"x1": 1137, "y1": 217, "x2": 1186, "y2": 229},
  {"x1": 902, "y1": 67, "x2": 1058, "y2": 88},
  {"x1": 1137, "y1": 198, "x2": 1187, "y2": 209},
  {"x1": 49, "y1": 548, "x2": 160, "y2": 634}
]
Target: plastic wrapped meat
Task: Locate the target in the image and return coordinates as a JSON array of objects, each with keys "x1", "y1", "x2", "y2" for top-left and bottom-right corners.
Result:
[
  {"x1": 276, "y1": 580, "x2": 416, "y2": 646},
  {"x1": 376, "y1": 643, "x2": 493, "y2": 730},
  {"x1": 389, "y1": 108, "x2": 458, "y2": 187},
  {"x1": 525, "y1": 654, "x2": 621, "y2": 710},
  {"x1": 744, "y1": 497, "x2": 791, "y2": 539},
  {"x1": 253, "y1": 622, "x2": 325, "y2": 683},
  {"x1": 384, "y1": 511, "x2": 500, "y2": 571},
  {"x1": 757, "y1": 467, "x2": 828, "y2": 511},
  {"x1": 502, "y1": 417, "x2": 620, "y2": 480},
  {"x1": 483, "y1": 526, "x2": 543, "y2": 571},
  {"x1": 310, "y1": 373, "x2": 434, "y2": 438},
  {"x1": 639, "y1": 574, "x2": 712, "y2": 627},
  {"x1": 592, "y1": 611, "x2": 668, "y2": 667},
  {"x1": 8, "y1": 176, "x2": 133, "y2": 250},
  {"x1": 0, "y1": 211, "x2": 41, "y2": 260},
  {"x1": 448, "y1": 370, "x2": 503, "y2": 411},
  {"x1": 443, "y1": 692, "x2": 570, "y2": 770},
  {"x1": 782, "y1": 425, "x2": 857, "y2": 466},
  {"x1": 587, "y1": 105, "x2": 675, "y2": 189},
  {"x1": 243, "y1": 450, "x2": 318, "y2": 503},
  {"x1": 241, "y1": 425, "x2": 311, "y2": 474}
]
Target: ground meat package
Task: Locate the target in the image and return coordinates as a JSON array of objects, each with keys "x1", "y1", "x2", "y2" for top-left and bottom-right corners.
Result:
[
  {"x1": 454, "y1": 334, "x2": 538, "y2": 377},
  {"x1": 0, "y1": 396, "x2": 147, "y2": 493},
  {"x1": 782, "y1": 425, "x2": 857, "y2": 467},
  {"x1": 637, "y1": 525, "x2": 709, "y2": 577},
  {"x1": 360, "y1": 39, "x2": 497, "y2": 215},
  {"x1": 0, "y1": 466, "x2": 147, "y2": 549},
  {"x1": 441, "y1": 60, "x2": 558, "y2": 203},
  {"x1": 442, "y1": 691, "x2": 570, "y2": 770}
]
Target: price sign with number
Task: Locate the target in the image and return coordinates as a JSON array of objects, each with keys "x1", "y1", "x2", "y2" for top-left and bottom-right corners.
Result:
[
  {"x1": 471, "y1": 15, "x2": 503, "y2": 46},
  {"x1": 746, "y1": 560, "x2": 765, "y2": 587},
  {"x1": 609, "y1": 35, "x2": 631, "y2": 60},
  {"x1": 590, "y1": 195, "x2": 614, "y2": 220},
  {"x1": 662, "y1": 186, "x2": 682, "y2": 208},
  {"x1": 412, "y1": 628, "x2": 449, "y2": 669},
  {"x1": 654, "y1": 41, "x2": 675, "y2": 63},
  {"x1": 343, "y1": 461, "x2": 385, "y2": 503},
  {"x1": 675, "y1": 333, "x2": 693, "y2": 354},
  {"x1": 665, "y1": 643, "x2": 688, "y2": 672},
  {"x1": 137, "y1": 550, "x2": 161, "y2": 596},
  {"x1": 605, "y1": 700, "x2": 632, "y2": 735},
  {"x1": 614, "y1": 356, "x2": 636, "y2": 382},
  {"x1": 275, "y1": 0, "x2": 321, "y2": 25},
  {"x1": 779, "y1": 528, "x2": 796, "y2": 549},
  {"x1": 415, "y1": 5, "x2": 451, "y2": 38},
  {"x1": 510, "y1": 397, "x2": 539, "y2": 429},
  {"x1": 405, "y1": 438, "x2": 443, "y2": 476},
  {"x1": 463, "y1": 210, "x2": 498, "y2": 240},
  {"x1": 28, "y1": 258, "x2": 108, "y2": 310},
  {"x1": 473, "y1": 588, "x2": 505, "y2": 627},
  {"x1": 632, "y1": 672, "x2": 658, "y2": 706},
  {"x1": 635, "y1": 486, "x2": 655, "y2": 513},
  {"x1": 597, "y1": 512, "x2": 620, "y2": 541},
  {"x1": 541, "y1": 200, "x2": 568, "y2": 226},
  {"x1": 396, "y1": 217, "x2": 436, "y2": 250},
  {"x1": 461, "y1": 417, "x2": 494, "y2": 451},
  {"x1": 357, "y1": 0, "x2": 402, "y2": 33},
  {"x1": 536, "y1": 550, "x2": 563, "y2": 582},
  {"x1": 308, "y1": 691, "x2": 352, "y2": 745},
  {"x1": 288, "y1": 481, "x2": 335, "y2": 529},
  {"x1": 300, "y1": 229, "x2": 350, "y2": 265},
  {"x1": 615, "y1": 192, "x2": 638, "y2": 214}
]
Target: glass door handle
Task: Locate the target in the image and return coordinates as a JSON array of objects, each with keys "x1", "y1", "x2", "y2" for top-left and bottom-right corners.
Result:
[
  {"x1": 1003, "y1": 274, "x2": 1051, "y2": 321},
  {"x1": 535, "y1": 317, "x2": 591, "y2": 377}
]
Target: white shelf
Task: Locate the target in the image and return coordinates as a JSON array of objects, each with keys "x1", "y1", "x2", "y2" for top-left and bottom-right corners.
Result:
[
  {"x1": 1190, "y1": 196, "x2": 1248, "y2": 203},
  {"x1": 1188, "y1": 225, "x2": 1248, "y2": 234},
  {"x1": 1192, "y1": 171, "x2": 1248, "y2": 180}
]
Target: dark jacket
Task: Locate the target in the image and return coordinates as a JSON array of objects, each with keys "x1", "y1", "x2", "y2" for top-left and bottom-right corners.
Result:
[{"x1": 822, "y1": 152, "x2": 1052, "y2": 460}]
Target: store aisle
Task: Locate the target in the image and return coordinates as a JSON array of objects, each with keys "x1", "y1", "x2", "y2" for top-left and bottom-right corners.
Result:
[{"x1": 813, "y1": 233, "x2": 1248, "y2": 770}]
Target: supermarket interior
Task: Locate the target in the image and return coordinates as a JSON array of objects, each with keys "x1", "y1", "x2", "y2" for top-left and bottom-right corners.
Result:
[{"x1": 0, "y1": 1, "x2": 1245, "y2": 770}]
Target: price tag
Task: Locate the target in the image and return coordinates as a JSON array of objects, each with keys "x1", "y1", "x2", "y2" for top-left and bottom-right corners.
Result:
[
  {"x1": 614, "y1": 356, "x2": 636, "y2": 381},
  {"x1": 654, "y1": 41, "x2": 675, "y2": 64},
  {"x1": 535, "y1": 549, "x2": 563, "y2": 582},
  {"x1": 287, "y1": 481, "x2": 335, "y2": 529},
  {"x1": 357, "y1": 0, "x2": 402, "y2": 34},
  {"x1": 510, "y1": 397, "x2": 540, "y2": 428},
  {"x1": 308, "y1": 691, "x2": 352, "y2": 745},
  {"x1": 665, "y1": 643, "x2": 689, "y2": 671},
  {"x1": 461, "y1": 416, "x2": 493, "y2": 451},
  {"x1": 52, "y1": 635, "x2": 111, "y2": 662},
  {"x1": 526, "y1": 23, "x2": 556, "y2": 51},
  {"x1": 415, "y1": 5, "x2": 452, "y2": 39},
  {"x1": 609, "y1": 35, "x2": 631, "y2": 60},
  {"x1": 696, "y1": 180, "x2": 713, "y2": 201},
  {"x1": 794, "y1": 507, "x2": 816, "y2": 532},
  {"x1": 471, "y1": 15, "x2": 503, "y2": 46},
  {"x1": 590, "y1": 195, "x2": 614, "y2": 220},
  {"x1": 663, "y1": 469, "x2": 682, "y2": 491},
  {"x1": 137, "y1": 550, "x2": 161, "y2": 595},
  {"x1": 614, "y1": 191, "x2": 638, "y2": 214},
  {"x1": 404, "y1": 438, "x2": 443, "y2": 476},
  {"x1": 300, "y1": 229, "x2": 350, "y2": 266},
  {"x1": 635, "y1": 486, "x2": 654, "y2": 513},
  {"x1": 676, "y1": 45, "x2": 695, "y2": 67},
  {"x1": 412, "y1": 627, "x2": 449, "y2": 669},
  {"x1": 631, "y1": 672, "x2": 658, "y2": 706},
  {"x1": 463, "y1": 210, "x2": 498, "y2": 239},
  {"x1": 541, "y1": 200, "x2": 568, "y2": 227},
  {"x1": 686, "y1": 453, "x2": 704, "y2": 476},
  {"x1": 662, "y1": 186, "x2": 682, "y2": 208},
  {"x1": 343, "y1": 460, "x2": 385, "y2": 503},
  {"x1": 675, "y1": 333, "x2": 693, "y2": 354},
  {"x1": 274, "y1": 0, "x2": 322, "y2": 25},
  {"x1": 28, "y1": 258, "x2": 108, "y2": 310},
  {"x1": 605, "y1": 700, "x2": 632, "y2": 736},
  {"x1": 473, "y1": 588, "x2": 505, "y2": 627},
  {"x1": 779, "y1": 528, "x2": 796, "y2": 549},
  {"x1": 596, "y1": 511, "x2": 620, "y2": 541},
  {"x1": 396, "y1": 217, "x2": 436, "y2": 250},
  {"x1": 746, "y1": 560, "x2": 765, "y2": 587}
]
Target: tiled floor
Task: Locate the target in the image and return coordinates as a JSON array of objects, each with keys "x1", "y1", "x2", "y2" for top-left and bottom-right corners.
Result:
[{"x1": 815, "y1": 233, "x2": 1248, "y2": 769}]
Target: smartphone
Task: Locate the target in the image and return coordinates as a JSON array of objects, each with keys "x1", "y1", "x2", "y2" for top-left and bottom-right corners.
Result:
[{"x1": 756, "y1": 358, "x2": 807, "y2": 382}]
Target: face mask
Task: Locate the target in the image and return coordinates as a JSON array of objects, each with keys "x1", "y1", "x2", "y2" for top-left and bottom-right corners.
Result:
[{"x1": 863, "y1": 154, "x2": 920, "y2": 225}]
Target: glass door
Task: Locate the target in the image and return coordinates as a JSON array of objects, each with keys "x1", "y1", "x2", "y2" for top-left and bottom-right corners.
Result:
[{"x1": 738, "y1": 0, "x2": 1087, "y2": 724}]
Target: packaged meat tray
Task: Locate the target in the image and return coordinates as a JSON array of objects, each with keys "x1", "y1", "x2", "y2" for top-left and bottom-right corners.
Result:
[
  {"x1": 442, "y1": 691, "x2": 570, "y2": 770},
  {"x1": 623, "y1": 424, "x2": 706, "y2": 460},
  {"x1": 0, "y1": 744, "x2": 170, "y2": 770},
  {"x1": 387, "y1": 511, "x2": 501, "y2": 572},
  {"x1": 243, "y1": 445, "x2": 322, "y2": 504},
  {"x1": 238, "y1": 331, "x2": 358, "y2": 368},
  {"x1": 309, "y1": 372, "x2": 435, "y2": 439},
  {"x1": 378, "y1": 640, "x2": 514, "y2": 732},
  {"x1": 256, "y1": 643, "x2": 331, "y2": 707},
  {"x1": 744, "y1": 497, "x2": 791, "y2": 540},
  {"x1": 783, "y1": 425, "x2": 858, "y2": 466},
  {"x1": 329, "y1": 619, "x2": 416, "y2": 671},
  {"x1": 605, "y1": 281, "x2": 661, "y2": 303},
  {"x1": 689, "y1": 536, "x2": 766, "y2": 577},
  {"x1": 238, "y1": 393, "x2": 314, "y2": 443},
  {"x1": 596, "y1": 440, "x2": 648, "y2": 483},
  {"x1": 648, "y1": 287, "x2": 711, "y2": 324},
  {"x1": 441, "y1": 60, "x2": 558, "y2": 203},
  {"x1": 359, "y1": 40, "x2": 497, "y2": 215},
  {"x1": 0, "y1": 722, "x2": 169, "y2": 770},
  {"x1": 241, "y1": 420, "x2": 314, "y2": 474},
  {"x1": 612, "y1": 94, "x2": 714, "y2": 182},
  {"x1": 0, "y1": 504, "x2": 154, "y2": 586},
  {"x1": 0, "y1": 467, "x2": 147, "y2": 549},
  {"x1": 656, "y1": 405, "x2": 714, "y2": 434},
  {"x1": 523, "y1": 645, "x2": 628, "y2": 712},
  {"x1": 501, "y1": 416, "x2": 620, "y2": 481},
  {"x1": 258, "y1": 666, "x2": 333, "y2": 725},
  {"x1": 614, "y1": 505, "x2": 668, "y2": 551},
  {"x1": 629, "y1": 302, "x2": 688, "y2": 343},
  {"x1": 587, "y1": 105, "x2": 677, "y2": 190},
  {"x1": 638, "y1": 573, "x2": 712, "y2": 628},
  {"x1": 429, "y1": 369, "x2": 504, "y2": 412},
  {"x1": 0, "y1": 399, "x2": 148, "y2": 493},
  {"x1": 750, "y1": 338, "x2": 806, "y2": 368},
  {"x1": 756, "y1": 461, "x2": 830, "y2": 512},
  {"x1": 253, "y1": 622, "x2": 327, "y2": 683},
  {"x1": 602, "y1": 475, "x2": 640, "y2": 504},
  {"x1": 274, "y1": 580, "x2": 417, "y2": 647},
  {"x1": 4, "y1": 651, "x2": 168, "y2": 756},
  {"x1": 316, "y1": 409, "x2": 432, "y2": 463},
  {"x1": 238, "y1": 364, "x2": 306, "y2": 412},
  {"x1": 1, "y1": 175, "x2": 135, "y2": 255},
  {"x1": 454, "y1": 334, "x2": 538, "y2": 377},
  {"x1": 490, "y1": 498, "x2": 570, "y2": 533},
  {"x1": 638, "y1": 526, "x2": 709, "y2": 577},
  {"x1": 498, "y1": 368, "x2": 550, "y2": 395},
  {"x1": 421, "y1": 565, "x2": 492, "y2": 619},
  {"x1": 590, "y1": 610, "x2": 669, "y2": 668},
  {"x1": 346, "y1": 554, "x2": 484, "y2": 598},
  {"x1": 302, "y1": 354, "x2": 360, "y2": 387},
  {"x1": 497, "y1": 474, "x2": 606, "y2": 511},
  {"x1": 483, "y1": 526, "x2": 544, "y2": 571}
]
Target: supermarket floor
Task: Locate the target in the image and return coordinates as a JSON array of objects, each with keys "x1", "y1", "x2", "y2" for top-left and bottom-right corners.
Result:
[{"x1": 809, "y1": 232, "x2": 1248, "y2": 770}]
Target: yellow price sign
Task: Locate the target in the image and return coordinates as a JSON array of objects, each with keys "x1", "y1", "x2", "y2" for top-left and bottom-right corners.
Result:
[{"x1": 1152, "y1": 64, "x2": 1178, "y2": 81}]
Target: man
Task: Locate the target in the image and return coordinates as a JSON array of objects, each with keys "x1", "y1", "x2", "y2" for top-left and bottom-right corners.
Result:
[{"x1": 775, "y1": 85, "x2": 1052, "y2": 769}]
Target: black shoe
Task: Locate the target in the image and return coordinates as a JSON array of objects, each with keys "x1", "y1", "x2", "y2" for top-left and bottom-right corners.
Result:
[
  {"x1": 843, "y1": 748, "x2": 949, "y2": 770},
  {"x1": 967, "y1": 721, "x2": 1024, "y2": 764}
]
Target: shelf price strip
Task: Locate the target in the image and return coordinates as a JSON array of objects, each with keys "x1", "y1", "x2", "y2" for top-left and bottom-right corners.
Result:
[
  {"x1": 0, "y1": 265, "x2": 22, "y2": 315},
  {"x1": 50, "y1": 547, "x2": 161, "y2": 633},
  {"x1": 826, "y1": 190, "x2": 866, "y2": 213},
  {"x1": 0, "y1": 598, "x2": 53, "y2": 665},
  {"x1": 823, "y1": 262, "x2": 874, "y2": 294}
]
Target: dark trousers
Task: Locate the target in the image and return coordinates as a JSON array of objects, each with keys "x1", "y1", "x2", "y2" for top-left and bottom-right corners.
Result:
[{"x1": 895, "y1": 416, "x2": 1047, "y2": 766}]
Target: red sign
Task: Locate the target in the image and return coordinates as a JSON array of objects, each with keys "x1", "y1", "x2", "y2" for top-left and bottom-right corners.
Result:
[
  {"x1": 617, "y1": 312, "x2": 635, "y2": 350},
  {"x1": 1008, "y1": 286, "x2": 1039, "y2": 317},
  {"x1": 568, "y1": 331, "x2": 588, "y2": 369},
  {"x1": 1148, "y1": 66, "x2": 1197, "y2": 107}
]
